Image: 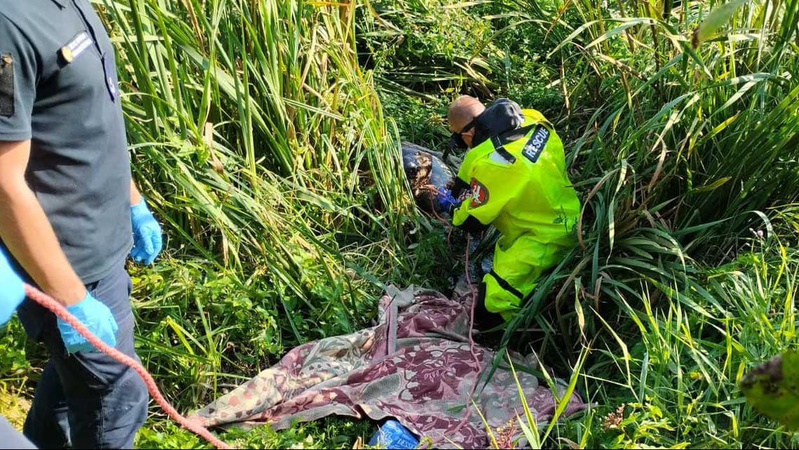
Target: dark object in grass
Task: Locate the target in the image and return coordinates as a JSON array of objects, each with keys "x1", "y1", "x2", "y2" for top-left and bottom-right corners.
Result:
[
  {"x1": 401, "y1": 142, "x2": 455, "y2": 215},
  {"x1": 740, "y1": 351, "x2": 799, "y2": 431}
]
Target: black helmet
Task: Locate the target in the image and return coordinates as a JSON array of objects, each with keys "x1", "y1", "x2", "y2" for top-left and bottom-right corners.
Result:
[{"x1": 471, "y1": 98, "x2": 525, "y2": 148}]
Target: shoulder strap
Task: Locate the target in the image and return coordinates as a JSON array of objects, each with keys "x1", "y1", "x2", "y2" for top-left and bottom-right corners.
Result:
[{"x1": 488, "y1": 124, "x2": 536, "y2": 164}]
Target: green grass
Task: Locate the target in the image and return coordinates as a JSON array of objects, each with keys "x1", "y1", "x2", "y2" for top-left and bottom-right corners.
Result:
[
  {"x1": 135, "y1": 416, "x2": 375, "y2": 449},
  {"x1": 359, "y1": 0, "x2": 799, "y2": 448},
  {"x1": 1, "y1": 0, "x2": 798, "y2": 448},
  {"x1": 568, "y1": 237, "x2": 799, "y2": 448}
]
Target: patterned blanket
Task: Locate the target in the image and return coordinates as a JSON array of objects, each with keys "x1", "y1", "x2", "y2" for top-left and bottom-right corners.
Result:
[{"x1": 189, "y1": 286, "x2": 586, "y2": 448}]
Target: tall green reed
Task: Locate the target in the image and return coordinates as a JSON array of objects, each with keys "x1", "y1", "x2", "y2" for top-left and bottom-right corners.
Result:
[
  {"x1": 99, "y1": 0, "x2": 416, "y2": 312},
  {"x1": 355, "y1": 1, "x2": 799, "y2": 447},
  {"x1": 92, "y1": 0, "x2": 423, "y2": 407},
  {"x1": 484, "y1": 2, "x2": 799, "y2": 445},
  {"x1": 495, "y1": 0, "x2": 799, "y2": 343}
]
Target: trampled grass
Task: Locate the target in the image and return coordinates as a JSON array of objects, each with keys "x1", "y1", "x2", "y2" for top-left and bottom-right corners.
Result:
[{"x1": 0, "y1": 0, "x2": 797, "y2": 448}]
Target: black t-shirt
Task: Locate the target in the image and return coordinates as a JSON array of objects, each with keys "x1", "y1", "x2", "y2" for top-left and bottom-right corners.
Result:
[{"x1": 0, "y1": 0, "x2": 132, "y2": 283}]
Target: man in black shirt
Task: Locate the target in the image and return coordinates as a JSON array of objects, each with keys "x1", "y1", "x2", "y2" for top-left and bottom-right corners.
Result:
[{"x1": 0, "y1": 1, "x2": 163, "y2": 447}]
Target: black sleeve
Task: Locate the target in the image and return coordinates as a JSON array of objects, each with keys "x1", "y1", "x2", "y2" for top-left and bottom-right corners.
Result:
[
  {"x1": 453, "y1": 215, "x2": 489, "y2": 234},
  {"x1": 450, "y1": 177, "x2": 470, "y2": 199},
  {"x1": 0, "y1": 13, "x2": 37, "y2": 141}
]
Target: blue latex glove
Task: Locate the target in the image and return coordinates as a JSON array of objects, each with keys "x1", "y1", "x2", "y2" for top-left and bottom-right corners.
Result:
[
  {"x1": 130, "y1": 198, "x2": 163, "y2": 265},
  {"x1": 0, "y1": 249, "x2": 26, "y2": 326},
  {"x1": 57, "y1": 292, "x2": 118, "y2": 354},
  {"x1": 437, "y1": 187, "x2": 462, "y2": 213}
]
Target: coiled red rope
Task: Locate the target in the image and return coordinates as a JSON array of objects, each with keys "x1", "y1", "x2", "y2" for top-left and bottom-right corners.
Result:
[{"x1": 23, "y1": 284, "x2": 232, "y2": 450}]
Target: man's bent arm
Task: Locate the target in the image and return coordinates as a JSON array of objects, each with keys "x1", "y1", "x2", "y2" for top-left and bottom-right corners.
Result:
[{"x1": 0, "y1": 140, "x2": 86, "y2": 306}]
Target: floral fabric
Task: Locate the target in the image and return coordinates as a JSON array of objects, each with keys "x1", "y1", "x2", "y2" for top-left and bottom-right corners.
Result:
[{"x1": 189, "y1": 286, "x2": 586, "y2": 448}]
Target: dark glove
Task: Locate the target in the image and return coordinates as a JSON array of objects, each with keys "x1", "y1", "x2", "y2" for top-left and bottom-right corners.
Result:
[{"x1": 0, "y1": 249, "x2": 25, "y2": 326}]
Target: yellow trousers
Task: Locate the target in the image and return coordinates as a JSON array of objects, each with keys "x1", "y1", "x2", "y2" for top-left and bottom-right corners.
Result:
[{"x1": 482, "y1": 233, "x2": 565, "y2": 321}]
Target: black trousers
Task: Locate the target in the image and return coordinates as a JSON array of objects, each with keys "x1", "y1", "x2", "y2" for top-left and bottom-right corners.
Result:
[
  {"x1": 17, "y1": 263, "x2": 148, "y2": 449},
  {"x1": 472, "y1": 282, "x2": 507, "y2": 348}
]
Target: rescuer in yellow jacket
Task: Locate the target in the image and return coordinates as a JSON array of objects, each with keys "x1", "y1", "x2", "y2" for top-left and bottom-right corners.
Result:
[{"x1": 439, "y1": 96, "x2": 581, "y2": 326}]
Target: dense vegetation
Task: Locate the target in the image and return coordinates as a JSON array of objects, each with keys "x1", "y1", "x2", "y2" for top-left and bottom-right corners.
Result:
[{"x1": 1, "y1": 0, "x2": 798, "y2": 448}]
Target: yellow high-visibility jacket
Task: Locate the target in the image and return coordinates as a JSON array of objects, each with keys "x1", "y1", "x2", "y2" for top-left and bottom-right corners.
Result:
[{"x1": 452, "y1": 109, "x2": 581, "y2": 318}]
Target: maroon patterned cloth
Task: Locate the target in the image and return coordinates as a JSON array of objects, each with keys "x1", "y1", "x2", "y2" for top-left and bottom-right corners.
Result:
[{"x1": 189, "y1": 286, "x2": 586, "y2": 448}]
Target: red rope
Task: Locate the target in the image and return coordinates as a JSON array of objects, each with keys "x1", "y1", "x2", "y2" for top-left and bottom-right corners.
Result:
[
  {"x1": 449, "y1": 234, "x2": 483, "y2": 437},
  {"x1": 421, "y1": 184, "x2": 452, "y2": 228},
  {"x1": 19, "y1": 183, "x2": 478, "y2": 447},
  {"x1": 23, "y1": 284, "x2": 232, "y2": 450},
  {"x1": 421, "y1": 184, "x2": 459, "y2": 253},
  {"x1": 419, "y1": 184, "x2": 483, "y2": 436}
]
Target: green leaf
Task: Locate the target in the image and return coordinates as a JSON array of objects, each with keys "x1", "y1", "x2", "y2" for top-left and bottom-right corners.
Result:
[
  {"x1": 740, "y1": 351, "x2": 799, "y2": 430},
  {"x1": 692, "y1": 0, "x2": 751, "y2": 48},
  {"x1": 585, "y1": 18, "x2": 656, "y2": 50},
  {"x1": 688, "y1": 177, "x2": 731, "y2": 194}
]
